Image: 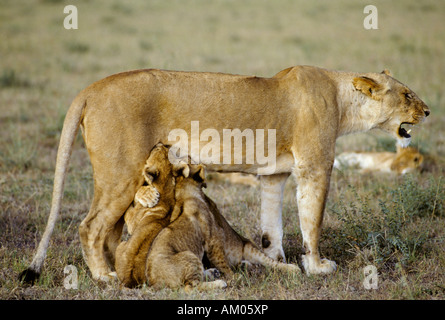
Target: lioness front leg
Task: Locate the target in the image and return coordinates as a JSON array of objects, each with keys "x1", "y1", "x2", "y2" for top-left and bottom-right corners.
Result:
[
  {"x1": 259, "y1": 173, "x2": 290, "y2": 262},
  {"x1": 295, "y1": 167, "x2": 337, "y2": 275}
]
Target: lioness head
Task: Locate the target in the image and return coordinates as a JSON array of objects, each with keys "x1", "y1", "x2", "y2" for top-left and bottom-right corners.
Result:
[
  {"x1": 135, "y1": 143, "x2": 189, "y2": 208},
  {"x1": 391, "y1": 145, "x2": 424, "y2": 174},
  {"x1": 352, "y1": 70, "x2": 430, "y2": 147}
]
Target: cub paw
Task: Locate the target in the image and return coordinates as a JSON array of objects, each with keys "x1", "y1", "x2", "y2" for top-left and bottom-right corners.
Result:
[
  {"x1": 135, "y1": 185, "x2": 160, "y2": 208},
  {"x1": 279, "y1": 263, "x2": 301, "y2": 273},
  {"x1": 202, "y1": 279, "x2": 227, "y2": 289},
  {"x1": 212, "y1": 279, "x2": 228, "y2": 289},
  {"x1": 204, "y1": 268, "x2": 221, "y2": 281},
  {"x1": 194, "y1": 279, "x2": 227, "y2": 291}
]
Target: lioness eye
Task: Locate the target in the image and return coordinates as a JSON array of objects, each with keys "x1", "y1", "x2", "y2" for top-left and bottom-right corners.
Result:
[{"x1": 404, "y1": 93, "x2": 413, "y2": 99}]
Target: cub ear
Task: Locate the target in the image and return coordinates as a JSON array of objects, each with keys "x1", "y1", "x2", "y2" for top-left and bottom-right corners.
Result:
[
  {"x1": 190, "y1": 164, "x2": 206, "y2": 184},
  {"x1": 142, "y1": 166, "x2": 158, "y2": 186},
  {"x1": 173, "y1": 159, "x2": 190, "y2": 178},
  {"x1": 381, "y1": 69, "x2": 392, "y2": 76},
  {"x1": 352, "y1": 76, "x2": 386, "y2": 100}
]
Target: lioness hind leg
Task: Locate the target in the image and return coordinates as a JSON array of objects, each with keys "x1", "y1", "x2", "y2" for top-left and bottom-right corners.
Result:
[
  {"x1": 79, "y1": 188, "x2": 135, "y2": 281},
  {"x1": 104, "y1": 215, "x2": 125, "y2": 269}
]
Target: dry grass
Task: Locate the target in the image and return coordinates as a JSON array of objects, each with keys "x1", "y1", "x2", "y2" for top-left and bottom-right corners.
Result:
[{"x1": 1, "y1": 0, "x2": 444, "y2": 300}]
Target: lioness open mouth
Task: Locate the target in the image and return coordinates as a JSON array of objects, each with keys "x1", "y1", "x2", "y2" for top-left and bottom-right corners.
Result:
[{"x1": 398, "y1": 122, "x2": 413, "y2": 139}]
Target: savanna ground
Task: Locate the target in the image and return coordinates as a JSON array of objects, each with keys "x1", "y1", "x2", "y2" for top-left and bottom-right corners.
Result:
[{"x1": 0, "y1": 0, "x2": 444, "y2": 300}]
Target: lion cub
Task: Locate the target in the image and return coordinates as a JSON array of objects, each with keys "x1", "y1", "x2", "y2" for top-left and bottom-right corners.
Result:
[
  {"x1": 115, "y1": 143, "x2": 188, "y2": 288},
  {"x1": 146, "y1": 164, "x2": 300, "y2": 290},
  {"x1": 334, "y1": 145, "x2": 423, "y2": 175}
]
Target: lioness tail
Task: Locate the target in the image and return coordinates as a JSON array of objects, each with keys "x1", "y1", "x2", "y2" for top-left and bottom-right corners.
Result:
[{"x1": 19, "y1": 94, "x2": 86, "y2": 284}]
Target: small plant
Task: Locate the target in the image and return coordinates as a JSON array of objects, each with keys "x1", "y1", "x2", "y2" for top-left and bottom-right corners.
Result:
[
  {"x1": 65, "y1": 42, "x2": 90, "y2": 54},
  {"x1": 0, "y1": 126, "x2": 37, "y2": 172},
  {"x1": 328, "y1": 175, "x2": 442, "y2": 268},
  {"x1": 0, "y1": 69, "x2": 31, "y2": 88},
  {"x1": 391, "y1": 175, "x2": 444, "y2": 219}
]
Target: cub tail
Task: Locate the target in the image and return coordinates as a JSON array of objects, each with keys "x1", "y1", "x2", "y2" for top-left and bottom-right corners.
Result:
[{"x1": 242, "y1": 242, "x2": 301, "y2": 274}]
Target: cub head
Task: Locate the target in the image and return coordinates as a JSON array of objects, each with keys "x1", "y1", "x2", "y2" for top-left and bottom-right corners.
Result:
[
  {"x1": 135, "y1": 143, "x2": 189, "y2": 208},
  {"x1": 353, "y1": 70, "x2": 430, "y2": 147},
  {"x1": 391, "y1": 145, "x2": 424, "y2": 174}
]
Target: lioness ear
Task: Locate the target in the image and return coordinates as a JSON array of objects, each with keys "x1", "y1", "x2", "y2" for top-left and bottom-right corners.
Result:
[
  {"x1": 352, "y1": 76, "x2": 385, "y2": 100},
  {"x1": 173, "y1": 159, "x2": 190, "y2": 178},
  {"x1": 381, "y1": 69, "x2": 392, "y2": 76}
]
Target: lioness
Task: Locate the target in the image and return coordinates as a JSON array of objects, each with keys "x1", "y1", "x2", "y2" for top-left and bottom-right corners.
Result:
[
  {"x1": 114, "y1": 143, "x2": 188, "y2": 287},
  {"x1": 146, "y1": 163, "x2": 300, "y2": 290},
  {"x1": 334, "y1": 145, "x2": 424, "y2": 174},
  {"x1": 21, "y1": 66, "x2": 429, "y2": 282}
]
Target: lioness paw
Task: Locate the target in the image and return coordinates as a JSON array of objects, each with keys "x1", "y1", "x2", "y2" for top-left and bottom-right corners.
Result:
[
  {"x1": 262, "y1": 244, "x2": 286, "y2": 263},
  {"x1": 135, "y1": 185, "x2": 160, "y2": 208},
  {"x1": 301, "y1": 256, "x2": 337, "y2": 275}
]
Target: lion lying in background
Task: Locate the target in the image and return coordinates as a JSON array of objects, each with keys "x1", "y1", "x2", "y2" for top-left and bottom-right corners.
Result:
[
  {"x1": 207, "y1": 172, "x2": 260, "y2": 187},
  {"x1": 334, "y1": 145, "x2": 423, "y2": 174}
]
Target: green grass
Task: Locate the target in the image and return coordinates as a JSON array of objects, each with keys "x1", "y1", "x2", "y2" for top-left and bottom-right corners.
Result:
[
  {"x1": 1, "y1": 0, "x2": 444, "y2": 300},
  {"x1": 327, "y1": 176, "x2": 444, "y2": 267}
]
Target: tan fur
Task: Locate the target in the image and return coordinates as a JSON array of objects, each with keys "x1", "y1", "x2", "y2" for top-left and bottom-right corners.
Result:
[
  {"x1": 23, "y1": 66, "x2": 430, "y2": 281},
  {"x1": 391, "y1": 146, "x2": 424, "y2": 174},
  {"x1": 209, "y1": 172, "x2": 260, "y2": 187},
  {"x1": 145, "y1": 164, "x2": 300, "y2": 290},
  {"x1": 334, "y1": 145, "x2": 424, "y2": 174},
  {"x1": 114, "y1": 144, "x2": 188, "y2": 287}
]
